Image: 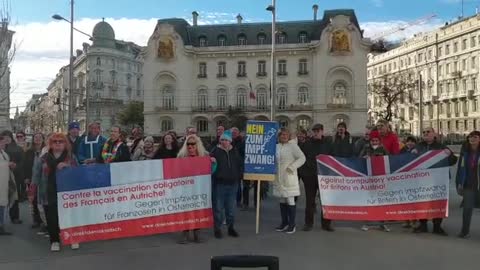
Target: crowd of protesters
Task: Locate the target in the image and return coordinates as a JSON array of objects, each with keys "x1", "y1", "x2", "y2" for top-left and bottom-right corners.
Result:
[{"x1": 0, "y1": 117, "x2": 478, "y2": 254}]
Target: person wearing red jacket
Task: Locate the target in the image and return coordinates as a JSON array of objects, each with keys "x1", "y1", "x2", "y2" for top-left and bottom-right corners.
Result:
[{"x1": 376, "y1": 120, "x2": 400, "y2": 155}]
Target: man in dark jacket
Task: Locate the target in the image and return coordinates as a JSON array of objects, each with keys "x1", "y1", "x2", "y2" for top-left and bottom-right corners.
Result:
[
  {"x1": 211, "y1": 130, "x2": 243, "y2": 239},
  {"x1": 332, "y1": 122, "x2": 353, "y2": 158},
  {"x1": 354, "y1": 127, "x2": 371, "y2": 157},
  {"x1": 67, "y1": 122, "x2": 81, "y2": 158},
  {"x1": 299, "y1": 124, "x2": 333, "y2": 232},
  {"x1": 412, "y1": 127, "x2": 457, "y2": 236}
]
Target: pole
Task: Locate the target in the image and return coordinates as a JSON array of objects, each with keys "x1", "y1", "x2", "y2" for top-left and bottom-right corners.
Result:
[
  {"x1": 255, "y1": 180, "x2": 261, "y2": 234},
  {"x1": 85, "y1": 72, "x2": 90, "y2": 131},
  {"x1": 68, "y1": 0, "x2": 74, "y2": 123},
  {"x1": 418, "y1": 73, "x2": 423, "y2": 135},
  {"x1": 269, "y1": 0, "x2": 276, "y2": 121}
]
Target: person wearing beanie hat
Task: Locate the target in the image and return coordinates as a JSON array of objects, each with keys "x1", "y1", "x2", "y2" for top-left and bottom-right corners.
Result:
[
  {"x1": 67, "y1": 122, "x2": 81, "y2": 158},
  {"x1": 210, "y1": 129, "x2": 243, "y2": 239}
]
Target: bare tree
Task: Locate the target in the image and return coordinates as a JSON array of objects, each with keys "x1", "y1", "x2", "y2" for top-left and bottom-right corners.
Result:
[
  {"x1": 369, "y1": 72, "x2": 417, "y2": 122},
  {"x1": 0, "y1": 0, "x2": 15, "y2": 105}
]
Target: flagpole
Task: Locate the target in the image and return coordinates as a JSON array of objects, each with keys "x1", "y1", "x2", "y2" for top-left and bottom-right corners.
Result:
[{"x1": 267, "y1": 0, "x2": 276, "y2": 121}]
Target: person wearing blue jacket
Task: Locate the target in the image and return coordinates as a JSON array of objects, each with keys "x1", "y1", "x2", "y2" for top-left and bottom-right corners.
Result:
[
  {"x1": 456, "y1": 130, "x2": 480, "y2": 239},
  {"x1": 77, "y1": 122, "x2": 107, "y2": 164}
]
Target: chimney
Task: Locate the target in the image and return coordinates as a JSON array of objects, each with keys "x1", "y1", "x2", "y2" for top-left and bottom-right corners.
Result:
[
  {"x1": 192, "y1": 11, "x2": 199, "y2": 26},
  {"x1": 313, "y1": 4, "x2": 319, "y2": 21},
  {"x1": 236, "y1": 14, "x2": 243, "y2": 24}
]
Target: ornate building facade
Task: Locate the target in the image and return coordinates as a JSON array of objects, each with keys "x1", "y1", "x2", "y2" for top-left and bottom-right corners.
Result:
[
  {"x1": 0, "y1": 22, "x2": 14, "y2": 131},
  {"x1": 368, "y1": 14, "x2": 480, "y2": 137},
  {"x1": 142, "y1": 9, "x2": 371, "y2": 137}
]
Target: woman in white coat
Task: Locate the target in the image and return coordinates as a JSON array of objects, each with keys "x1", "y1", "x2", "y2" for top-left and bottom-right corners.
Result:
[
  {"x1": 274, "y1": 128, "x2": 306, "y2": 234},
  {"x1": 0, "y1": 134, "x2": 16, "y2": 235}
]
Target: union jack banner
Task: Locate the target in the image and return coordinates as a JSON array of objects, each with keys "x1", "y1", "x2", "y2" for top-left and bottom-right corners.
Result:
[{"x1": 317, "y1": 151, "x2": 451, "y2": 221}]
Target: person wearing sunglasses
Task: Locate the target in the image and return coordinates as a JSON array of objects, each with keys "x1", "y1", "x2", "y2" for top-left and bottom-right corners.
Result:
[
  {"x1": 412, "y1": 127, "x2": 457, "y2": 235},
  {"x1": 32, "y1": 133, "x2": 78, "y2": 251},
  {"x1": 15, "y1": 131, "x2": 28, "y2": 152}
]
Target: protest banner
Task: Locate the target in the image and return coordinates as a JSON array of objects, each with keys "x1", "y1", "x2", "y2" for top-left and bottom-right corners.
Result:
[
  {"x1": 317, "y1": 150, "x2": 450, "y2": 221},
  {"x1": 56, "y1": 156, "x2": 213, "y2": 244},
  {"x1": 243, "y1": 120, "x2": 279, "y2": 233}
]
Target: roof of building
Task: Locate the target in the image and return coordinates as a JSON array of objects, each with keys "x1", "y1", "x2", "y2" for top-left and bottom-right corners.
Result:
[
  {"x1": 92, "y1": 20, "x2": 116, "y2": 48},
  {"x1": 156, "y1": 9, "x2": 361, "y2": 47}
]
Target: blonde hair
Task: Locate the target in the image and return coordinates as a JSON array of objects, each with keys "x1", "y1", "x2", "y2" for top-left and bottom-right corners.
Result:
[{"x1": 177, "y1": 135, "x2": 208, "y2": 158}]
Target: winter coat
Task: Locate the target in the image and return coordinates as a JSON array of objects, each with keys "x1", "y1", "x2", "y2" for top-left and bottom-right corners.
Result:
[
  {"x1": 380, "y1": 132, "x2": 400, "y2": 155},
  {"x1": 415, "y1": 141, "x2": 458, "y2": 166},
  {"x1": 400, "y1": 146, "x2": 415, "y2": 154},
  {"x1": 77, "y1": 134, "x2": 107, "y2": 163},
  {"x1": 97, "y1": 140, "x2": 131, "y2": 164},
  {"x1": 456, "y1": 150, "x2": 480, "y2": 208},
  {"x1": 5, "y1": 143, "x2": 25, "y2": 183},
  {"x1": 361, "y1": 145, "x2": 389, "y2": 157},
  {"x1": 232, "y1": 137, "x2": 246, "y2": 159},
  {"x1": 154, "y1": 147, "x2": 179, "y2": 159},
  {"x1": 24, "y1": 147, "x2": 43, "y2": 180},
  {"x1": 130, "y1": 138, "x2": 144, "y2": 161},
  {"x1": 354, "y1": 138, "x2": 369, "y2": 157},
  {"x1": 299, "y1": 137, "x2": 332, "y2": 177},
  {"x1": 68, "y1": 135, "x2": 80, "y2": 158},
  {"x1": 332, "y1": 132, "x2": 354, "y2": 158},
  {"x1": 211, "y1": 146, "x2": 243, "y2": 185},
  {"x1": 273, "y1": 141, "x2": 306, "y2": 198},
  {"x1": 0, "y1": 150, "x2": 16, "y2": 207}
]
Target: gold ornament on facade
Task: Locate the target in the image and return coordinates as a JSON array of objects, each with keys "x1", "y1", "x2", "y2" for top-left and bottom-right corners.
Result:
[
  {"x1": 330, "y1": 30, "x2": 350, "y2": 52},
  {"x1": 157, "y1": 37, "x2": 174, "y2": 59}
]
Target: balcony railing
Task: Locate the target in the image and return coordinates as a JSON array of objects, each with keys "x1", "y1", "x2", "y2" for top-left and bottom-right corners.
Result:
[
  {"x1": 155, "y1": 106, "x2": 178, "y2": 112},
  {"x1": 298, "y1": 71, "x2": 309, "y2": 76},
  {"x1": 277, "y1": 71, "x2": 288, "y2": 76},
  {"x1": 237, "y1": 73, "x2": 247, "y2": 78},
  {"x1": 326, "y1": 103, "x2": 353, "y2": 109},
  {"x1": 216, "y1": 73, "x2": 227, "y2": 78},
  {"x1": 91, "y1": 82, "x2": 104, "y2": 89},
  {"x1": 256, "y1": 72, "x2": 267, "y2": 77},
  {"x1": 197, "y1": 74, "x2": 207, "y2": 79},
  {"x1": 191, "y1": 104, "x2": 313, "y2": 112}
]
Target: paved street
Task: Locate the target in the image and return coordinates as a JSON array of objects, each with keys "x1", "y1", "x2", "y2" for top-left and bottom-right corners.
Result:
[{"x1": 0, "y1": 181, "x2": 478, "y2": 270}]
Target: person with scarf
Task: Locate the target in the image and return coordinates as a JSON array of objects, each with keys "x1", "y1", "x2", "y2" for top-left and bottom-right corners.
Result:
[
  {"x1": 98, "y1": 126, "x2": 130, "y2": 164},
  {"x1": 32, "y1": 133, "x2": 78, "y2": 251},
  {"x1": 154, "y1": 133, "x2": 179, "y2": 159},
  {"x1": 0, "y1": 134, "x2": 17, "y2": 235},
  {"x1": 77, "y1": 122, "x2": 107, "y2": 164},
  {"x1": 176, "y1": 134, "x2": 216, "y2": 244},
  {"x1": 456, "y1": 131, "x2": 480, "y2": 239},
  {"x1": 24, "y1": 132, "x2": 46, "y2": 229}
]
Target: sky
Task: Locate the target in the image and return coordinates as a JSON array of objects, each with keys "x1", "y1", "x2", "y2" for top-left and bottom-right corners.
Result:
[{"x1": 7, "y1": 0, "x2": 480, "y2": 116}]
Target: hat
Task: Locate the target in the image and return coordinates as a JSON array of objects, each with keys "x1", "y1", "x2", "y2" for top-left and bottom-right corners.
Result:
[
  {"x1": 311, "y1": 123, "x2": 324, "y2": 131},
  {"x1": 68, "y1": 122, "x2": 80, "y2": 131},
  {"x1": 220, "y1": 130, "x2": 233, "y2": 142},
  {"x1": 468, "y1": 131, "x2": 480, "y2": 138},
  {"x1": 337, "y1": 122, "x2": 347, "y2": 129},
  {"x1": 369, "y1": 130, "x2": 381, "y2": 140}
]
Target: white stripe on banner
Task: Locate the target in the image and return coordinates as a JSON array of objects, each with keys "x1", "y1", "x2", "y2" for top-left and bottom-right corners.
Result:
[{"x1": 110, "y1": 160, "x2": 164, "y2": 186}]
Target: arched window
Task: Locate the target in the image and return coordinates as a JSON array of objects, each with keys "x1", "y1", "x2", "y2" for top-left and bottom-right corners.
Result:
[
  {"x1": 277, "y1": 87, "x2": 287, "y2": 110},
  {"x1": 278, "y1": 117, "x2": 289, "y2": 128},
  {"x1": 196, "y1": 118, "x2": 209, "y2": 133},
  {"x1": 297, "y1": 116, "x2": 311, "y2": 129},
  {"x1": 217, "y1": 89, "x2": 227, "y2": 109},
  {"x1": 257, "y1": 33, "x2": 267, "y2": 45},
  {"x1": 162, "y1": 85, "x2": 175, "y2": 110},
  {"x1": 298, "y1": 31, "x2": 308, "y2": 43},
  {"x1": 298, "y1": 87, "x2": 309, "y2": 105},
  {"x1": 197, "y1": 89, "x2": 208, "y2": 111},
  {"x1": 161, "y1": 118, "x2": 173, "y2": 132},
  {"x1": 333, "y1": 82, "x2": 347, "y2": 104},
  {"x1": 257, "y1": 88, "x2": 267, "y2": 109},
  {"x1": 236, "y1": 88, "x2": 247, "y2": 109},
  {"x1": 199, "y1": 36, "x2": 208, "y2": 47},
  {"x1": 277, "y1": 32, "x2": 287, "y2": 44},
  {"x1": 237, "y1": 33, "x2": 247, "y2": 46},
  {"x1": 218, "y1": 34, "x2": 227, "y2": 46},
  {"x1": 96, "y1": 57, "x2": 101, "y2": 66}
]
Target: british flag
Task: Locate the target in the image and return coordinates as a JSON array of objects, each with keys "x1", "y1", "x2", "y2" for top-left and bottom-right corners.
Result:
[{"x1": 316, "y1": 150, "x2": 450, "y2": 177}]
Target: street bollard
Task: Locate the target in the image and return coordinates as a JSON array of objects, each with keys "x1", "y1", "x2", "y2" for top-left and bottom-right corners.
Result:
[{"x1": 210, "y1": 255, "x2": 279, "y2": 270}]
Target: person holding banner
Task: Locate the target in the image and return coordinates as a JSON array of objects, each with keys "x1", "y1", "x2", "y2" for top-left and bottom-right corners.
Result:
[
  {"x1": 412, "y1": 127, "x2": 457, "y2": 235},
  {"x1": 177, "y1": 134, "x2": 215, "y2": 244},
  {"x1": 97, "y1": 126, "x2": 131, "y2": 164},
  {"x1": 33, "y1": 133, "x2": 79, "y2": 251},
  {"x1": 456, "y1": 130, "x2": 480, "y2": 239},
  {"x1": 299, "y1": 124, "x2": 334, "y2": 232},
  {"x1": 274, "y1": 128, "x2": 306, "y2": 234},
  {"x1": 77, "y1": 122, "x2": 107, "y2": 164}
]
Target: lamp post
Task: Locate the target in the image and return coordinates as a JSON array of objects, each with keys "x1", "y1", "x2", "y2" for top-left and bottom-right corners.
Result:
[{"x1": 267, "y1": 1, "x2": 276, "y2": 121}]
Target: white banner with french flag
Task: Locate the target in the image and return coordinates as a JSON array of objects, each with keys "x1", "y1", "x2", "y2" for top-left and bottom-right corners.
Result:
[
  {"x1": 56, "y1": 157, "x2": 213, "y2": 244},
  {"x1": 317, "y1": 151, "x2": 451, "y2": 221}
]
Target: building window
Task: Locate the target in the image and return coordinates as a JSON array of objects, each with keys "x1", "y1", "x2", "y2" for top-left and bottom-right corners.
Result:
[
  {"x1": 218, "y1": 35, "x2": 226, "y2": 46},
  {"x1": 110, "y1": 71, "x2": 117, "y2": 84},
  {"x1": 237, "y1": 61, "x2": 246, "y2": 77},
  {"x1": 236, "y1": 88, "x2": 247, "y2": 109},
  {"x1": 217, "y1": 62, "x2": 226, "y2": 77},
  {"x1": 333, "y1": 82, "x2": 347, "y2": 104},
  {"x1": 162, "y1": 85, "x2": 174, "y2": 110},
  {"x1": 472, "y1": 56, "x2": 477, "y2": 69},
  {"x1": 237, "y1": 34, "x2": 247, "y2": 46},
  {"x1": 198, "y1": 62, "x2": 207, "y2": 78},
  {"x1": 298, "y1": 87, "x2": 308, "y2": 105},
  {"x1": 473, "y1": 77, "x2": 477, "y2": 90},
  {"x1": 257, "y1": 33, "x2": 266, "y2": 45},
  {"x1": 277, "y1": 87, "x2": 287, "y2": 110},
  {"x1": 417, "y1": 53, "x2": 423, "y2": 62},
  {"x1": 428, "y1": 50, "x2": 432, "y2": 59},
  {"x1": 161, "y1": 119, "x2": 173, "y2": 132},
  {"x1": 257, "y1": 60, "x2": 266, "y2": 76},
  {"x1": 95, "y1": 70, "x2": 102, "y2": 83},
  {"x1": 111, "y1": 58, "x2": 116, "y2": 69},
  {"x1": 277, "y1": 32, "x2": 287, "y2": 44},
  {"x1": 400, "y1": 59, "x2": 404, "y2": 68},
  {"x1": 471, "y1": 36, "x2": 477, "y2": 47},
  {"x1": 462, "y1": 59, "x2": 467, "y2": 70},
  {"x1": 408, "y1": 57, "x2": 412, "y2": 66},
  {"x1": 217, "y1": 89, "x2": 227, "y2": 109},
  {"x1": 299, "y1": 32, "x2": 308, "y2": 43},
  {"x1": 473, "y1": 98, "x2": 478, "y2": 112},
  {"x1": 136, "y1": 77, "x2": 141, "y2": 96},
  {"x1": 446, "y1": 63, "x2": 450, "y2": 74},
  {"x1": 278, "y1": 119, "x2": 288, "y2": 128},
  {"x1": 199, "y1": 36, "x2": 207, "y2": 47},
  {"x1": 197, "y1": 89, "x2": 208, "y2": 111},
  {"x1": 197, "y1": 119, "x2": 209, "y2": 133},
  {"x1": 96, "y1": 57, "x2": 101, "y2": 66},
  {"x1": 462, "y1": 39, "x2": 467, "y2": 50},
  {"x1": 298, "y1": 59, "x2": 308, "y2": 75},
  {"x1": 257, "y1": 88, "x2": 267, "y2": 109},
  {"x1": 463, "y1": 79, "x2": 467, "y2": 91},
  {"x1": 278, "y1": 60, "x2": 287, "y2": 75},
  {"x1": 446, "y1": 44, "x2": 450, "y2": 54},
  {"x1": 454, "y1": 61, "x2": 458, "y2": 72},
  {"x1": 454, "y1": 42, "x2": 458, "y2": 53}
]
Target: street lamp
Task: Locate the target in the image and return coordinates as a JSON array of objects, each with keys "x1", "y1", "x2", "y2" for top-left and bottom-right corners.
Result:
[{"x1": 266, "y1": 1, "x2": 276, "y2": 121}]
